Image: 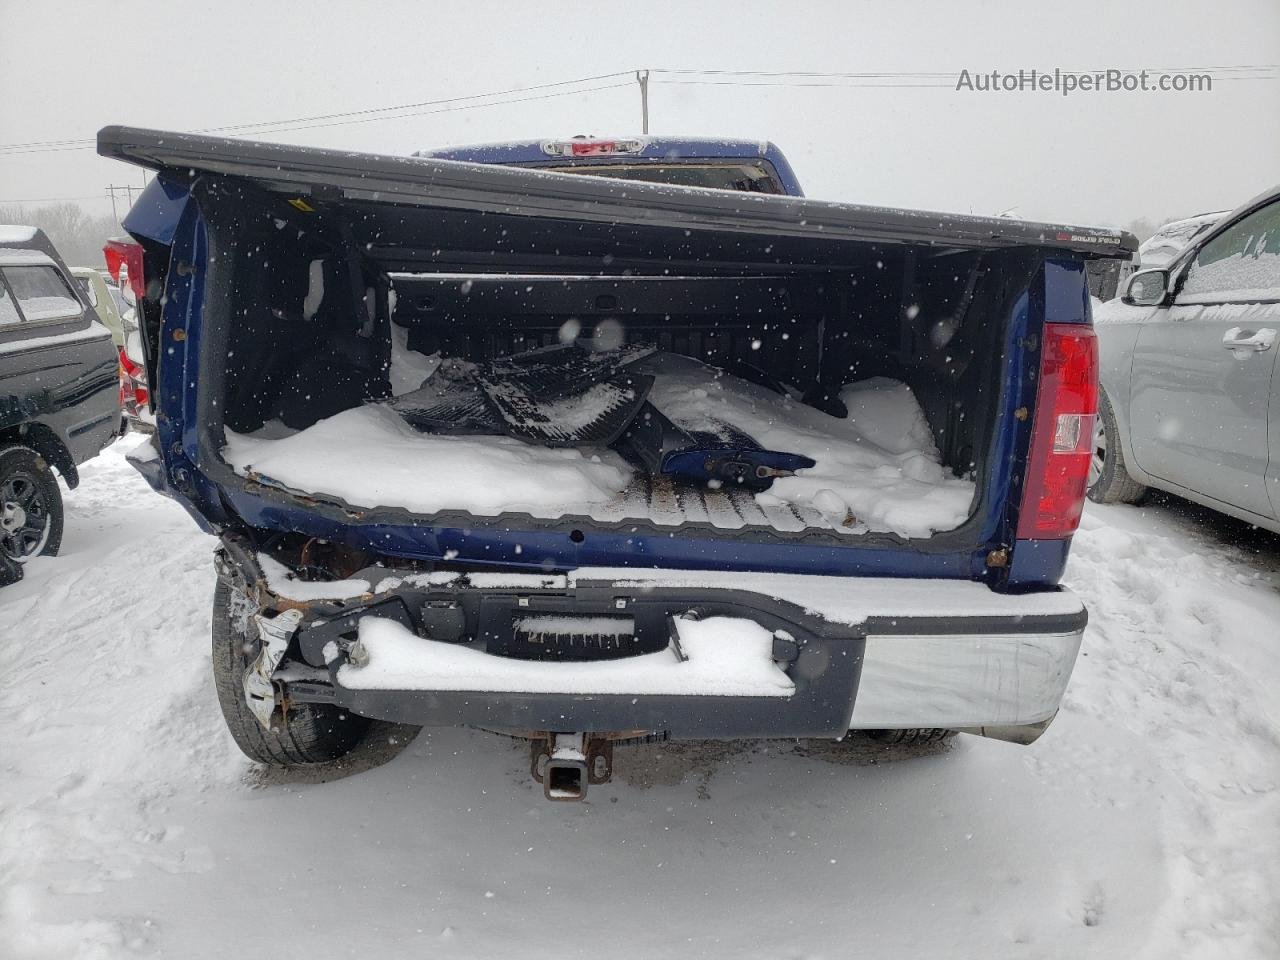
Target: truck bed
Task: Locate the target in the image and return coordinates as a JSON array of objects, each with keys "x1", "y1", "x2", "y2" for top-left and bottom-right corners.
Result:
[{"x1": 102, "y1": 125, "x2": 1124, "y2": 581}]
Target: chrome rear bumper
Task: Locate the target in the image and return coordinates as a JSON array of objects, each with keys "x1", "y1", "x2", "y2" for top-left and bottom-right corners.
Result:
[
  {"x1": 848, "y1": 628, "x2": 1084, "y2": 733},
  {"x1": 226, "y1": 542, "x2": 1087, "y2": 744}
]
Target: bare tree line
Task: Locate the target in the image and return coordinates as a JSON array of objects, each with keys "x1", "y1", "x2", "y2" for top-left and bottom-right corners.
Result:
[{"x1": 0, "y1": 201, "x2": 123, "y2": 268}]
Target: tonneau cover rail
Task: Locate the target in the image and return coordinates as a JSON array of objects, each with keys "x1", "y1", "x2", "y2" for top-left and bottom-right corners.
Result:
[{"x1": 98, "y1": 126, "x2": 1136, "y2": 263}]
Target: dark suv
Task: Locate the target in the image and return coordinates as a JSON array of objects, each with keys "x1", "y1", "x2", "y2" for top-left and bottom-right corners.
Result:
[{"x1": 0, "y1": 226, "x2": 120, "y2": 584}]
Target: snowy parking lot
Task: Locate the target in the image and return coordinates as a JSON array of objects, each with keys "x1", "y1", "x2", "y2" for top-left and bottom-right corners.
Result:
[{"x1": 1, "y1": 435, "x2": 1277, "y2": 960}]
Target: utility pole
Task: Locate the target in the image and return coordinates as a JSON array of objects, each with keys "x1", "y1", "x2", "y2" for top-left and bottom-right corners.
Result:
[
  {"x1": 106, "y1": 185, "x2": 140, "y2": 226},
  {"x1": 636, "y1": 69, "x2": 650, "y2": 134}
]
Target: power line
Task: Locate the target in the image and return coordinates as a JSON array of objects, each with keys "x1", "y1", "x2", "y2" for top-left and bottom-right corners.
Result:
[
  {"x1": 0, "y1": 72, "x2": 635, "y2": 155},
  {"x1": 0, "y1": 195, "x2": 106, "y2": 205},
  {"x1": 2, "y1": 63, "x2": 1274, "y2": 157},
  {"x1": 200, "y1": 71, "x2": 634, "y2": 135},
  {"x1": 0, "y1": 142, "x2": 94, "y2": 156},
  {"x1": 0, "y1": 136, "x2": 94, "y2": 150},
  {"x1": 655, "y1": 68, "x2": 960, "y2": 78},
  {"x1": 230, "y1": 81, "x2": 633, "y2": 136},
  {"x1": 2, "y1": 59, "x2": 1276, "y2": 173},
  {"x1": 651, "y1": 64, "x2": 1278, "y2": 77},
  {"x1": 647, "y1": 64, "x2": 1280, "y2": 89},
  {"x1": 106, "y1": 184, "x2": 143, "y2": 223},
  {"x1": 653, "y1": 76, "x2": 1279, "y2": 89},
  {"x1": 658, "y1": 79, "x2": 958, "y2": 88}
]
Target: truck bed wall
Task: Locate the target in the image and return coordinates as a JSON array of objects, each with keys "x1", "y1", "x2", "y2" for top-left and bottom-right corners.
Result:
[
  {"x1": 183, "y1": 183, "x2": 1047, "y2": 571},
  {"x1": 210, "y1": 187, "x2": 1016, "y2": 486}
]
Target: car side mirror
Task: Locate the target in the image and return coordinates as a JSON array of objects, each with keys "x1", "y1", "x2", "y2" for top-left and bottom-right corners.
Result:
[{"x1": 1123, "y1": 268, "x2": 1170, "y2": 306}]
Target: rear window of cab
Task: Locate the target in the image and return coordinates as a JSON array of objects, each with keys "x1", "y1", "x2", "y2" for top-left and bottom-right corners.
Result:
[{"x1": 535, "y1": 160, "x2": 785, "y2": 193}]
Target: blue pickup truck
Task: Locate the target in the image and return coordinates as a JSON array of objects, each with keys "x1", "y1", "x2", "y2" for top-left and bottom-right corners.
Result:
[
  {"x1": 99, "y1": 128, "x2": 1134, "y2": 799},
  {"x1": 416, "y1": 136, "x2": 805, "y2": 196}
]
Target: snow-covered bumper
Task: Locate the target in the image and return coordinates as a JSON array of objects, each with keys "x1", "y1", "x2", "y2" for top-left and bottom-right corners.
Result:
[{"x1": 244, "y1": 558, "x2": 1087, "y2": 742}]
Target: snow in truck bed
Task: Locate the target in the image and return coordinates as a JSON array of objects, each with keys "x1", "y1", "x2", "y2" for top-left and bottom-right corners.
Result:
[{"x1": 221, "y1": 357, "x2": 976, "y2": 539}]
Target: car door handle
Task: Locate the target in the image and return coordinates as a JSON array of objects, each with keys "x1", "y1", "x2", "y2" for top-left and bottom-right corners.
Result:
[{"x1": 1222, "y1": 327, "x2": 1277, "y2": 352}]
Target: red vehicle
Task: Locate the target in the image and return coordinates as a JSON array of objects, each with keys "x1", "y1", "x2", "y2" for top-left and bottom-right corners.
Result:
[{"x1": 103, "y1": 238, "x2": 153, "y2": 432}]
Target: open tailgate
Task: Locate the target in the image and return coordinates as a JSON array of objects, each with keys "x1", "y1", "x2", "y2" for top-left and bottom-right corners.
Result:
[{"x1": 98, "y1": 125, "x2": 1136, "y2": 271}]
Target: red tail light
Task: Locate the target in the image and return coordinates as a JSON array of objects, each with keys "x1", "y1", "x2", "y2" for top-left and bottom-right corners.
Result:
[
  {"x1": 117, "y1": 346, "x2": 149, "y2": 410},
  {"x1": 541, "y1": 138, "x2": 644, "y2": 157},
  {"x1": 1017, "y1": 323, "x2": 1098, "y2": 540},
  {"x1": 103, "y1": 238, "x2": 146, "y2": 304}
]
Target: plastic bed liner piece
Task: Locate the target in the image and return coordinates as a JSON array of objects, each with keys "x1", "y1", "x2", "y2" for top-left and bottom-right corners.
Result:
[
  {"x1": 387, "y1": 342, "x2": 815, "y2": 488},
  {"x1": 387, "y1": 378, "x2": 496, "y2": 435},
  {"x1": 387, "y1": 342, "x2": 655, "y2": 446},
  {"x1": 476, "y1": 343, "x2": 654, "y2": 446},
  {"x1": 477, "y1": 373, "x2": 653, "y2": 446}
]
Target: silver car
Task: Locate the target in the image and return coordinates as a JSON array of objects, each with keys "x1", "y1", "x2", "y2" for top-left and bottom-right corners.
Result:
[
  {"x1": 1137, "y1": 210, "x2": 1228, "y2": 268},
  {"x1": 1090, "y1": 186, "x2": 1280, "y2": 534}
]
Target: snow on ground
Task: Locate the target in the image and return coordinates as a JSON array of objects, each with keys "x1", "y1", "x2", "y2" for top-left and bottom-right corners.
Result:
[{"x1": 1, "y1": 437, "x2": 1277, "y2": 959}]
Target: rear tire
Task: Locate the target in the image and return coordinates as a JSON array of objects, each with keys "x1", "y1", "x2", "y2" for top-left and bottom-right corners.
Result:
[
  {"x1": 865, "y1": 728, "x2": 958, "y2": 746},
  {"x1": 211, "y1": 578, "x2": 371, "y2": 765},
  {"x1": 1087, "y1": 391, "x2": 1147, "y2": 504},
  {"x1": 0, "y1": 444, "x2": 63, "y2": 562}
]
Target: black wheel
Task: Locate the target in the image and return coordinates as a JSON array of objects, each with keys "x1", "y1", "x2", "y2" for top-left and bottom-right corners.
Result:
[
  {"x1": 865, "y1": 728, "x2": 958, "y2": 746},
  {"x1": 211, "y1": 577, "x2": 371, "y2": 765},
  {"x1": 0, "y1": 445, "x2": 63, "y2": 563},
  {"x1": 1087, "y1": 391, "x2": 1147, "y2": 505}
]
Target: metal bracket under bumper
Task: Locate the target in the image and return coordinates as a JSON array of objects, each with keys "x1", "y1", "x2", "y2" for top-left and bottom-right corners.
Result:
[
  {"x1": 291, "y1": 681, "x2": 863, "y2": 740},
  {"x1": 286, "y1": 586, "x2": 867, "y2": 739}
]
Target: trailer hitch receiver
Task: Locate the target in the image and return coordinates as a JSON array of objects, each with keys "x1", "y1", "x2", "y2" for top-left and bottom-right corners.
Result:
[{"x1": 530, "y1": 734, "x2": 614, "y2": 801}]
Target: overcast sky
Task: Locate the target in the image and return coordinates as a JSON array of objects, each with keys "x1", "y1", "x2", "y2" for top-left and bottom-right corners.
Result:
[{"x1": 1, "y1": 0, "x2": 1277, "y2": 228}]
